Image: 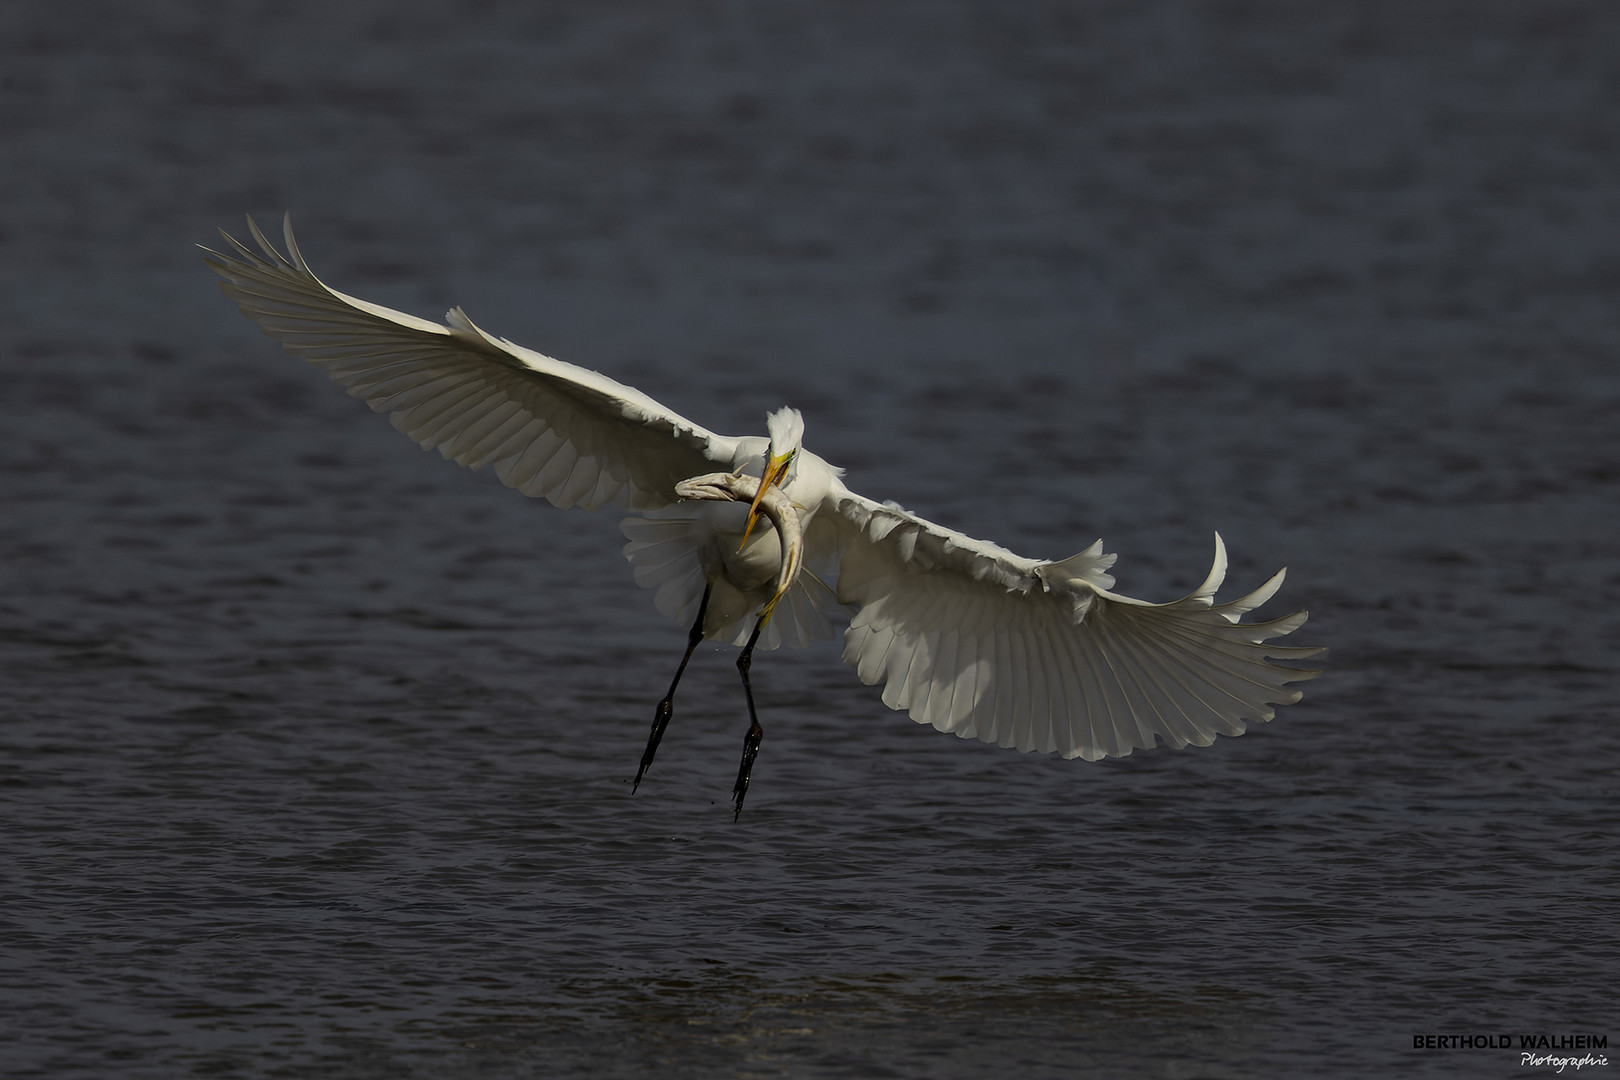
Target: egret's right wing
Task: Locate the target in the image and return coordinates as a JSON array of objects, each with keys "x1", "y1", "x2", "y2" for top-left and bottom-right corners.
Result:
[
  {"x1": 203, "y1": 215, "x2": 734, "y2": 511},
  {"x1": 830, "y1": 488, "x2": 1323, "y2": 760}
]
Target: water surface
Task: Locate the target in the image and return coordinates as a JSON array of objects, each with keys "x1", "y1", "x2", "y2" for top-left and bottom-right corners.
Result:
[{"x1": 3, "y1": 3, "x2": 1617, "y2": 1077}]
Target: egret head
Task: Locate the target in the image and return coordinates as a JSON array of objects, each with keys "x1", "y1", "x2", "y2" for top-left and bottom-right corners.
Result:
[
  {"x1": 740, "y1": 407, "x2": 804, "y2": 547},
  {"x1": 763, "y1": 406, "x2": 803, "y2": 481}
]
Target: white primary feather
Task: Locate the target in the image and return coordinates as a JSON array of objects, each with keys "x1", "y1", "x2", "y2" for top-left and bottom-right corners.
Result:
[
  {"x1": 832, "y1": 488, "x2": 1320, "y2": 759},
  {"x1": 203, "y1": 214, "x2": 734, "y2": 511},
  {"x1": 204, "y1": 215, "x2": 1323, "y2": 763}
]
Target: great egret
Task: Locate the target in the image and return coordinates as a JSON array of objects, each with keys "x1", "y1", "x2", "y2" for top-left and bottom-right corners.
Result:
[{"x1": 203, "y1": 215, "x2": 1323, "y2": 818}]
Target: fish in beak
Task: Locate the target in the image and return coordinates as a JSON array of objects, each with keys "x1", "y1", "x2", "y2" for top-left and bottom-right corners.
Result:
[{"x1": 738, "y1": 448, "x2": 794, "y2": 549}]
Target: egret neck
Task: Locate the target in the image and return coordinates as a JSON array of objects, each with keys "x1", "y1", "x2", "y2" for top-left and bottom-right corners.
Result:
[{"x1": 674, "y1": 470, "x2": 804, "y2": 622}]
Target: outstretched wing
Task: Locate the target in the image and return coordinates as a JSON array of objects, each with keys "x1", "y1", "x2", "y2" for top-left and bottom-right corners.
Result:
[
  {"x1": 831, "y1": 487, "x2": 1323, "y2": 760},
  {"x1": 203, "y1": 214, "x2": 734, "y2": 511}
]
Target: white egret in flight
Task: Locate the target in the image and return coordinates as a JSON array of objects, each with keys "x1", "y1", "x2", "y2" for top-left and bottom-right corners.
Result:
[{"x1": 204, "y1": 215, "x2": 1323, "y2": 819}]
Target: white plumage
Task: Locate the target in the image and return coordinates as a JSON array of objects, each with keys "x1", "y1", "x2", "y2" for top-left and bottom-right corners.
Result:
[{"x1": 204, "y1": 214, "x2": 1322, "y2": 788}]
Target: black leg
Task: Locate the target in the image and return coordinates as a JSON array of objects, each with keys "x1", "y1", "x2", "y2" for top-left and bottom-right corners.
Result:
[
  {"x1": 731, "y1": 617, "x2": 768, "y2": 821},
  {"x1": 633, "y1": 585, "x2": 710, "y2": 793}
]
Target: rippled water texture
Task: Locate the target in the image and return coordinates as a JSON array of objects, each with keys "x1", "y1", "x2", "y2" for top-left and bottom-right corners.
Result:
[{"x1": 3, "y1": 2, "x2": 1618, "y2": 1077}]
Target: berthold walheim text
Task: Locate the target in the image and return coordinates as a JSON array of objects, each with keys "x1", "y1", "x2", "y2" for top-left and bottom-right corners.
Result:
[{"x1": 1413, "y1": 1035, "x2": 1607, "y2": 1050}]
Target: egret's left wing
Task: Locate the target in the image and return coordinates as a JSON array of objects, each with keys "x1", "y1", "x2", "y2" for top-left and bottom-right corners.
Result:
[
  {"x1": 830, "y1": 487, "x2": 1323, "y2": 760},
  {"x1": 203, "y1": 215, "x2": 734, "y2": 511}
]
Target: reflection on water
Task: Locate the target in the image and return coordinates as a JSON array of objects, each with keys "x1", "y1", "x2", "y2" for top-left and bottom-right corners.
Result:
[
  {"x1": 482, "y1": 972, "x2": 1256, "y2": 1075},
  {"x1": 167, "y1": 971, "x2": 1266, "y2": 1079}
]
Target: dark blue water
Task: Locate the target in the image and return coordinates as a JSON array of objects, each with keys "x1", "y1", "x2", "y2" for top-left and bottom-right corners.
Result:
[{"x1": 3, "y1": 3, "x2": 1617, "y2": 1077}]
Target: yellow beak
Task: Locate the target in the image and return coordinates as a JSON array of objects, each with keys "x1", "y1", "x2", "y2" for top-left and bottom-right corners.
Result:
[{"x1": 738, "y1": 451, "x2": 793, "y2": 549}]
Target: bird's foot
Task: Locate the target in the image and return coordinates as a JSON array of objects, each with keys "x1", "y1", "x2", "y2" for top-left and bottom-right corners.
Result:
[
  {"x1": 731, "y1": 720, "x2": 763, "y2": 821},
  {"x1": 633, "y1": 697, "x2": 674, "y2": 793}
]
